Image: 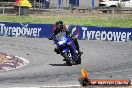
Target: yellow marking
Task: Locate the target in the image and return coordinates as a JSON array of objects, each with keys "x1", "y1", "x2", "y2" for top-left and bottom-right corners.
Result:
[
  {"x1": 81, "y1": 67, "x2": 85, "y2": 77},
  {"x1": 0, "y1": 54, "x2": 8, "y2": 64}
]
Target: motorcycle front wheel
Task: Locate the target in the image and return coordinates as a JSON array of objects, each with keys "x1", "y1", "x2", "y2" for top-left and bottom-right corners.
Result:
[{"x1": 63, "y1": 53, "x2": 72, "y2": 66}]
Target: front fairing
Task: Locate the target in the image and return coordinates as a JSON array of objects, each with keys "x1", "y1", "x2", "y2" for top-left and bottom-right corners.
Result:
[
  {"x1": 54, "y1": 32, "x2": 69, "y2": 46},
  {"x1": 58, "y1": 36, "x2": 68, "y2": 45}
]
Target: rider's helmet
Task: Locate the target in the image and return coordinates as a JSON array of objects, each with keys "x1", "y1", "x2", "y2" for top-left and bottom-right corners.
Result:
[{"x1": 55, "y1": 21, "x2": 64, "y2": 31}]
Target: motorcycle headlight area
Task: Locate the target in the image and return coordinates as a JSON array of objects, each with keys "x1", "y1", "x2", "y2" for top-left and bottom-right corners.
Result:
[
  {"x1": 58, "y1": 38, "x2": 66, "y2": 45},
  {"x1": 58, "y1": 41, "x2": 64, "y2": 45}
]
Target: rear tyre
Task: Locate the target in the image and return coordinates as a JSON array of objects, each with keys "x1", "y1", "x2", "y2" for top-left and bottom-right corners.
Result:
[
  {"x1": 75, "y1": 57, "x2": 81, "y2": 64},
  {"x1": 63, "y1": 53, "x2": 72, "y2": 66}
]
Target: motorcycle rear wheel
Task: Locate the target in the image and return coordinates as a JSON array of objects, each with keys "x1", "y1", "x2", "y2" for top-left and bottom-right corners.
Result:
[{"x1": 75, "y1": 57, "x2": 81, "y2": 64}]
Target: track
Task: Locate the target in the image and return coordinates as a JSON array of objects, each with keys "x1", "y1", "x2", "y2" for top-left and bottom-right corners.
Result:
[{"x1": 0, "y1": 37, "x2": 132, "y2": 87}]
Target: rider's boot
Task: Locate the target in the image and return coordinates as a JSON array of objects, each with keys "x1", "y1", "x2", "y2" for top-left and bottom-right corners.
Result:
[
  {"x1": 54, "y1": 48, "x2": 60, "y2": 54},
  {"x1": 73, "y1": 38, "x2": 83, "y2": 54},
  {"x1": 76, "y1": 46, "x2": 83, "y2": 54},
  {"x1": 61, "y1": 53, "x2": 66, "y2": 61},
  {"x1": 63, "y1": 58, "x2": 66, "y2": 61}
]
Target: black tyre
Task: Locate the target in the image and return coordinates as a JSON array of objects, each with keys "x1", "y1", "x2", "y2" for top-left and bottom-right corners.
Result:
[
  {"x1": 79, "y1": 78, "x2": 91, "y2": 86},
  {"x1": 66, "y1": 58, "x2": 72, "y2": 66},
  {"x1": 75, "y1": 57, "x2": 81, "y2": 64},
  {"x1": 63, "y1": 53, "x2": 72, "y2": 66}
]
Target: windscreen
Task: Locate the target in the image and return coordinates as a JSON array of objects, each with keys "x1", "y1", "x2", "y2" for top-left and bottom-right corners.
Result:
[{"x1": 55, "y1": 32, "x2": 66, "y2": 40}]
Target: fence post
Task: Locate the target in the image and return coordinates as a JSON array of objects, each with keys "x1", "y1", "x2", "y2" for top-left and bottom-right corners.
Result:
[
  {"x1": 70, "y1": 4, "x2": 73, "y2": 13},
  {"x1": 112, "y1": 8, "x2": 114, "y2": 14},
  {"x1": 50, "y1": 1, "x2": 54, "y2": 17},
  {"x1": 62, "y1": 0, "x2": 63, "y2": 10},
  {"x1": 18, "y1": 4, "x2": 20, "y2": 16},
  {"x1": 33, "y1": 0, "x2": 35, "y2": 11},
  {"x1": 87, "y1": 8, "x2": 90, "y2": 16},
  {"x1": 39, "y1": 0, "x2": 41, "y2": 10},
  {"x1": 2, "y1": 4, "x2": 5, "y2": 15}
]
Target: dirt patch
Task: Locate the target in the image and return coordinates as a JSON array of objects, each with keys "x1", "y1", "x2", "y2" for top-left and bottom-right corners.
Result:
[{"x1": 0, "y1": 52, "x2": 29, "y2": 71}]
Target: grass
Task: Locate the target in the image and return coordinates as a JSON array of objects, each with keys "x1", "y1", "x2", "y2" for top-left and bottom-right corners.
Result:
[{"x1": 0, "y1": 14, "x2": 132, "y2": 28}]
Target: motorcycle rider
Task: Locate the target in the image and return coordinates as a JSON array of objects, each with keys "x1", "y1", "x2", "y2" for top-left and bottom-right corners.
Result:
[{"x1": 49, "y1": 21, "x2": 83, "y2": 56}]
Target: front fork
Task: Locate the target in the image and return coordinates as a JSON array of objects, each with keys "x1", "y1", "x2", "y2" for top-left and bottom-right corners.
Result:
[
  {"x1": 61, "y1": 46, "x2": 77, "y2": 63},
  {"x1": 69, "y1": 43, "x2": 77, "y2": 62}
]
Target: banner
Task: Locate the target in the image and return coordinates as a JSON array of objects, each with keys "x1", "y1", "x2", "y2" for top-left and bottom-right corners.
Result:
[
  {"x1": 0, "y1": 22, "x2": 132, "y2": 42},
  {"x1": 67, "y1": 25, "x2": 132, "y2": 42},
  {"x1": 0, "y1": 22, "x2": 54, "y2": 38}
]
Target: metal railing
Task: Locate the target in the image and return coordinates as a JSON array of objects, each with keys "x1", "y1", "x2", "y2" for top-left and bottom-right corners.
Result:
[
  {"x1": 0, "y1": 1, "x2": 132, "y2": 16},
  {"x1": 0, "y1": 2, "x2": 15, "y2": 15}
]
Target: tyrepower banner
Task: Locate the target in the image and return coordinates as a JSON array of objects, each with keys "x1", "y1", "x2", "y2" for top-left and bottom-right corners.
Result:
[
  {"x1": 0, "y1": 22, "x2": 54, "y2": 38},
  {"x1": 67, "y1": 25, "x2": 132, "y2": 42},
  {"x1": 0, "y1": 22, "x2": 132, "y2": 42}
]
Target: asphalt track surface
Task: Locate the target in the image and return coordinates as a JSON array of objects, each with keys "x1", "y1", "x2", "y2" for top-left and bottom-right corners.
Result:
[{"x1": 0, "y1": 37, "x2": 132, "y2": 88}]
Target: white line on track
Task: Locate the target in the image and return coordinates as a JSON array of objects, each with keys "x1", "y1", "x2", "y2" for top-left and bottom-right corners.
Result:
[{"x1": 11, "y1": 85, "x2": 81, "y2": 88}]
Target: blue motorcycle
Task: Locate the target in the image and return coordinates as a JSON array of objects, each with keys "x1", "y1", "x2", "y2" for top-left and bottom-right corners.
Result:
[{"x1": 49, "y1": 32, "x2": 81, "y2": 66}]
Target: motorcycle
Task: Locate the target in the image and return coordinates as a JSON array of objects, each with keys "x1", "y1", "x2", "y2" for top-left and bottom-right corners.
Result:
[{"x1": 49, "y1": 32, "x2": 82, "y2": 66}]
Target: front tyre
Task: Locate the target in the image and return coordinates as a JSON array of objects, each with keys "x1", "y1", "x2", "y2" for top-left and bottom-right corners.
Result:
[{"x1": 63, "y1": 53, "x2": 72, "y2": 66}]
